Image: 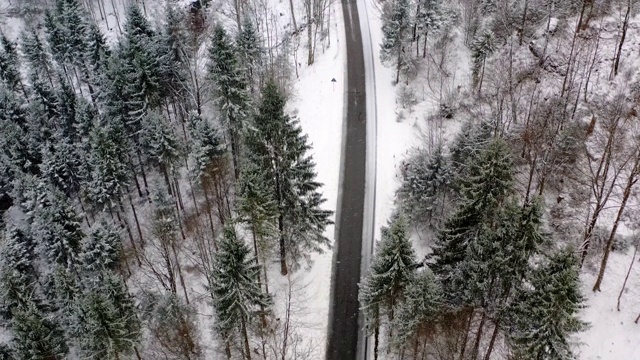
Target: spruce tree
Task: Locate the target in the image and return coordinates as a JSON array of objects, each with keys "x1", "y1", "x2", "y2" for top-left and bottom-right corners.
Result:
[
  {"x1": 141, "y1": 113, "x2": 181, "y2": 194},
  {"x1": 157, "y1": 3, "x2": 189, "y2": 103},
  {"x1": 380, "y1": 0, "x2": 411, "y2": 83},
  {"x1": 471, "y1": 29, "x2": 495, "y2": 90},
  {"x1": 507, "y1": 249, "x2": 586, "y2": 360},
  {"x1": 246, "y1": 80, "x2": 332, "y2": 275},
  {"x1": 114, "y1": 4, "x2": 162, "y2": 135},
  {"x1": 429, "y1": 138, "x2": 514, "y2": 307},
  {"x1": 30, "y1": 185, "x2": 83, "y2": 270},
  {"x1": 20, "y1": 29, "x2": 55, "y2": 87},
  {"x1": 10, "y1": 299, "x2": 68, "y2": 360},
  {"x1": 210, "y1": 226, "x2": 270, "y2": 359},
  {"x1": 392, "y1": 269, "x2": 442, "y2": 351},
  {"x1": 208, "y1": 25, "x2": 250, "y2": 180},
  {"x1": 80, "y1": 222, "x2": 123, "y2": 273},
  {"x1": 0, "y1": 35, "x2": 25, "y2": 96},
  {"x1": 236, "y1": 17, "x2": 263, "y2": 93},
  {"x1": 40, "y1": 131, "x2": 83, "y2": 196},
  {"x1": 359, "y1": 214, "x2": 416, "y2": 358},
  {"x1": 0, "y1": 227, "x2": 37, "y2": 319},
  {"x1": 71, "y1": 271, "x2": 141, "y2": 360},
  {"x1": 398, "y1": 143, "x2": 451, "y2": 227},
  {"x1": 86, "y1": 124, "x2": 130, "y2": 211}
]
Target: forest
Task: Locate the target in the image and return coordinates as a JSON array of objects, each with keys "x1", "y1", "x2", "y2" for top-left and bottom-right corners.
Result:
[{"x1": 2, "y1": 0, "x2": 640, "y2": 359}]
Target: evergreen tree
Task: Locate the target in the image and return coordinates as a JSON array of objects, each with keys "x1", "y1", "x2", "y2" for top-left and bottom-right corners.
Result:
[
  {"x1": 189, "y1": 113, "x2": 227, "y2": 178},
  {"x1": 429, "y1": 138, "x2": 514, "y2": 306},
  {"x1": 71, "y1": 271, "x2": 141, "y2": 360},
  {"x1": 80, "y1": 222, "x2": 123, "y2": 273},
  {"x1": 31, "y1": 186, "x2": 83, "y2": 270},
  {"x1": 0, "y1": 227, "x2": 37, "y2": 319},
  {"x1": 84, "y1": 22, "x2": 110, "y2": 93},
  {"x1": 0, "y1": 35, "x2": 25, "y2": 95},
  {"x1": 246, "y1": 81, "x2": 332, "y2": 275},
  {"x1": 20, "y1": 29, "x2": 55, "y2": 87},
  {"x1": 118, "y1": 4, "x2": 162, "y2": 128},
  {"x1": 86, "y1": 124, "x2": 130, "y2": 211},
  {"x1": 237, "y1": 159, "x2": 278, "y2": 259},
  {"x1": 471, "y1": 29, "x2": 495, "y2": 90},
  {"x1": 141, "y1": 113, "x2": 181, "y2": 193},
  {"x1": 40, "y1": 131, "x2": 84, "y2": 196},
  {"x1": 398, "y1": 143, "x2": 452, "y2": 227},
  {"x1": 392, "y1": 269, "x2": 442, "y2": 351},
  {"x1": 208, "y1": 25, "x2": 250, "y2": 180},
  {"x1": 236, "y1": 17, "x2": 263, "y2": 93},
  {"x1": 359, "y1": 214, "x2": 416, "y2": 358},
  {"x1": 10, "y1": 299, "x2": 68, "y2": 360},
  {"x1": 507, "y1": 249, "x2": 586, "y2": 360},
  {"x1": 380, "y1": 0, "x2": 411, "y2": 83},
  {"x1": 157, "y1": 3, "x2": 189, "y2": 103},
  {"x1": 210, "y1": 226, "x2": 270, "y2": 358}
]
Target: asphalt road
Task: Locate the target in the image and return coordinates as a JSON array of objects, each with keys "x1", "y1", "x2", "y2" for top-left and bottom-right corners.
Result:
[{"x1": 326, "y1": 0, "x2": 367, "y2": 358}]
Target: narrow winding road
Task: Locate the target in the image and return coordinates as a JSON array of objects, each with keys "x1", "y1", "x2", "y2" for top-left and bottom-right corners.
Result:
[{"x1": 326, "y1": 0, "x2": 368, "y2": 358}]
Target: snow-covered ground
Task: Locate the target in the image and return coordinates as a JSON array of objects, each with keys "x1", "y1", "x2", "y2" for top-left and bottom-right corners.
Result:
[{"x1": 579, "y1": 250, "x2": 640, "y2": 359}]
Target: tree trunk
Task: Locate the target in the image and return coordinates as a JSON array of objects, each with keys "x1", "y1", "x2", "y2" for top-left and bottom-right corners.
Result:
[
  {"x1": 519, "y1": 0, "x2": 529, "y2": 45},
  {"x1": 241, "y1": 316, "x2": 252, "y2": 360},
  {"x1": 612, "y1": 0, "x2": 631, "y2": 78},
  {"x1": 279, "y1": 213, "x2": 288, "y2": 275},
  {"x1": 471, "y1": 311, "x2": 487, "y2": 360},
  {"x1": 289, "y1": 0, "x2": 298, "y2": 33},
  {"x1": 617, "y1": 237, "x2": 638, "y2": 311},
  {"x1": 202, "y1": 182, "x2": 218, "y2": 251},
  {"x1": 307, "y1": 0, "x2": 315, "y2": 65},
  {"x1": 483, "y1": 320, "x2": 500, "y2": 360},
  {"x1": 593, "y1": 159, "x2": 638, "y2": 292},
  {"x1": 374, "y1": 323, "x2": 379, "y2": 360},
  {"x1": 128, "y1": 194, "x2": 144, "y2": 246},
  {"x1": 459, "y1": 309, "x2": 473, "y2": 360},
  {"x1": 129, "y1": 159, "x2": 143, "y2": 197}
]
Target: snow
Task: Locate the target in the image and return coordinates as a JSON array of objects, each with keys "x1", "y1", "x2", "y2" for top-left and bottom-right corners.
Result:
[{"x1": 578, "y1": 250, "x2": 640, "y2": 359}]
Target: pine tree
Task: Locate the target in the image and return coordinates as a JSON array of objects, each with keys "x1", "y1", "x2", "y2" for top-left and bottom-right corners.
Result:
[
  {"x1": 0, "y1": 227, "x2": 37, "y2": 319},
  {"x1": 414, "y1": 0, "x2": 444, "y2": 57},
  {"x1": 40, "y1": 131, "x2": 84, "y2": 196},
  {"x1": 236, "y1": 17, "x2": 263, "y2": 93},
  {"x1": 359, "y1": 214, "x2": 416, "y2": 359},
  {"x1": 246, "y1": 80, "x2": 332, "y2": 275},
  {"x1": 210, "y1": 226, "x2": 270, "y2": 359},
  {"x1": 208, "y1": 25, "x2": 250, "y2": 180},
  {"x1": 392, "y1": 269, "x2": 442, "y2": 352},
  {"x1": 31, "y1": 185, "x2": 83, "y2": 270},
  {"x1": 429, "y1": 138, "x2": 514, "y2": 307},
  {"x1": 471, "y1": 29, "x2": 495, "y2": 91},
  {"x1": 507, "y1": 249, "x2": 586, "y2": 360},
  {"x1": 20, "y1": 29, "x2": 55, "y2": 87},
  {"x1": 80, "y1": 222, "x2": 123, "y2": 273},
  {"x1": 71, "y1": 271, "x2": 141, "y2": 360},
  {"x1": 86, "y1": 124, "x2": 130, "y2": 211},
  {"x1": 141, "y1": 113, "x2": 181, "y2": 194},
  {"x1": 114, "y1": 4, "x2": 162, "y2": 134},
  {"x1": 83, "y1": 22, "x2": 110, "y2": 99},
  {"x1": 237, "y1": 159, "x2": 278, "y2": 261},
  {"x1": 380, "y1": 0, "x2": 411, "y2": 84},
  {"x1": 398, "y1": 143, "x2": 452, "y2": 227},
  {"x1": 157, "y1": 3, "x2": 189, "y2": 103},
  {"x1": 10, "y1": 299, "x2": 69, "y2": 360},
  {"x1": 0, "y1": 35, "x2": 25, "y2": 95}
]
